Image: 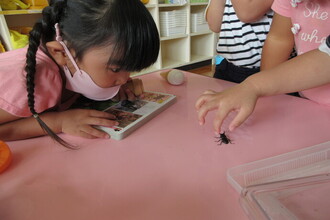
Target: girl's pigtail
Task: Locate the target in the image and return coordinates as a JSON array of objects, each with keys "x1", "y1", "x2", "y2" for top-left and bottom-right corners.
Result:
[{"x1": 25, "y1": 7, "x2": 76, "y2": 149}]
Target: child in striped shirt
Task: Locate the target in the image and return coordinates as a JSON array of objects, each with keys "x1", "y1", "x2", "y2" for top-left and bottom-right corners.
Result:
[{"x1": 206, "y1": 0, "x2": 274, "y2": 83}]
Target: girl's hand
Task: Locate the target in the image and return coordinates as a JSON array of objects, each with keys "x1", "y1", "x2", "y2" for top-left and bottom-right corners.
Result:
[
  {"x1": 195, "y1": 82, "x2": 259, "y2": 133},
  {"x1": 59, "y1": 109, "x2": 119, "y2": 139},
  {"x1": 115, "y1": 86, "x2": 137, "y2": 101},
  {"x1": 113, "y1": 78, "x2": 144, "y2": 101}
]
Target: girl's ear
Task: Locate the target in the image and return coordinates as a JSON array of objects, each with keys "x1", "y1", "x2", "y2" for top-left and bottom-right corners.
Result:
[{"x1": 46, "y1": 41, "x2": 67, "y2": 65}]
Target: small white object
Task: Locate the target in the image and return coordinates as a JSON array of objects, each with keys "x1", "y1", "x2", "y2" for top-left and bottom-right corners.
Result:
[
  {"x1": 291, "y1": 23, "x2": 300, "y2": 35},
  {"x1": 319, "y1": 37, "x2": 330, "y2": 56},
  {"x1": 291, "y1": 0, "x2": 302, "y2": 7},
  {"x1": 166, "y1": 69, "x2": 185, "y2": 85}
]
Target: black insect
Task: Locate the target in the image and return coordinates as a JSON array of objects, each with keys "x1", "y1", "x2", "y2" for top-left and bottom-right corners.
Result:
[{"x1": 215, "y1": 132, "x2": 233, "y2": 145}]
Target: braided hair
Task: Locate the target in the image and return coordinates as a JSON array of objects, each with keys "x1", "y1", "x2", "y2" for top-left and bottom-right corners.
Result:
[{"x1": 25, "y1": 0, "x2": 160, "y2": 148}]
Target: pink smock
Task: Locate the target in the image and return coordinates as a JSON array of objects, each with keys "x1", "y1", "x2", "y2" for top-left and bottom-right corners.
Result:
[
  {"x1": 272, "y1": 0, "x2": 330, "y2": 106},
  {"x1": 0, "y1": 47, "x2": 62, "y2": 117}
]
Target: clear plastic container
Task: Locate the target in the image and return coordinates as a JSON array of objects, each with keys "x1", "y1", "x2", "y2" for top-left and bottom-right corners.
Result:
[
  {"x1": 190, "y1": 11, "x2": 208, "y2": 33},
  {"x1": 190, "y1": 0, "x2": 208, "y2": 2},
  {"x1": 159, "y1": 10, "x2": 187, "y2": 37},
  {"x1": 227, "y1": 141, "x2": 330, "y2": 220},
  {"x1": 240, "y1": 173, "x2": 330, "y2": 220}
]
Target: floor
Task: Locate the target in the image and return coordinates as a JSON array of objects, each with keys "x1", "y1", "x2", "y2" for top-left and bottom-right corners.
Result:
[{"x1": 186, "y1": 64, "x2": 215, "y2": 77}]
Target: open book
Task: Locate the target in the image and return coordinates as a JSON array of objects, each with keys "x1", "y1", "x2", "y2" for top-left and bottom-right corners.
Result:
[
  {"x1": 73, "y1": 91, "x2": 176, "y2": 140},
  {"x1": 99, "y1": 91, "x2": 176, "y2": 140}
]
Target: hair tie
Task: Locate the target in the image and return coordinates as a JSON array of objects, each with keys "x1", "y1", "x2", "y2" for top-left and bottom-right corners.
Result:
[
  {"x1": 291, "y1": 0, "x2": 303, "y2": 8},
  {"x1": 55, "y1": 23, "x2": 63, "y2": 41},
  {"x1": 291, "y1": 23, "x2": 301, "y2": 35}
]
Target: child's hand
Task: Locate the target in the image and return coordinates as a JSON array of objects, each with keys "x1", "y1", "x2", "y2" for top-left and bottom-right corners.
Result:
[
  {"x1": 119, "y1": 86, "x2": 138, "y2": 101},
  {"x1": 113, "y1": 78, "x2": 144, "y2": 101},
  {"x1": 195, "y1": 82, "x2": 259, "y2": 133},
  {"x1": 59, "y1": 109, "x2": 119, "y2": 139},
  {"x1": 111, "y1": 86, "x2": 137, "y2": 102}
]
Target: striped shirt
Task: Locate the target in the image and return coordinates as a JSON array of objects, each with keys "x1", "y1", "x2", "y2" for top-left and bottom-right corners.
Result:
[{"x1": 217, "y1": 0, "x2": 273, "y2": 68}]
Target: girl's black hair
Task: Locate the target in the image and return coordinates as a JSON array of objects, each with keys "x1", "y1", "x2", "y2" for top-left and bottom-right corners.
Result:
[{"x1": 25, "y1": 0, "x2": 160, "y2": 148}]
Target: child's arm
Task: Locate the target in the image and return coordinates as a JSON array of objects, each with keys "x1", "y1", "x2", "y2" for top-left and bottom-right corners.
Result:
[
  {"x1": 0, "y1": 109, "x2": 119, "y2": 141},
  {"x1": 196, "y1": 47, "x2": 330, "y2": 133},
  {"x1": 114, "y1": 78, "x2": 144, "y2": 101},
  {"x1": 206, "y1": 0, "x2": 272, "y2": 32},
  {"x1": 231, "y1": 0, "x2": 273, "y2": 23},
  {"x1": 247, "y1": 49, "x2": 330, "y2": 97},
  {"x1": 260, "y1": 12, "x2": 295, "y2": 70},
  {"x1": 205, "y1": 0, "x2": 226, "y2": 33}
]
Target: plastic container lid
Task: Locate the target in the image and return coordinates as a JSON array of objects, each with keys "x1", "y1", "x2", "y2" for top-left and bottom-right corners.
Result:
[
  {"x1": 227, "y1": 141, "x2": 330, "y2": 220},
  {"x1": 0, "y1": 140, "x2": 12, "y2": 174}
]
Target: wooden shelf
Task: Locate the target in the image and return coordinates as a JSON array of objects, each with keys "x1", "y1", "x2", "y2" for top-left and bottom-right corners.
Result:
[
  {"x1": 137, "y1": 0, "x2": 216, "y2": 76},
  {"x1": 0, "y1": 9, "x2": 42, "y2": 15}
]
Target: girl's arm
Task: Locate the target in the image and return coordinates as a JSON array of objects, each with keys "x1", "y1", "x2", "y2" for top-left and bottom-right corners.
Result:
[
  {"x1": 0, "y1": 112, "x2": 53, "y2": 140},
  {"x1": 0, "y1": 109, "x2": 119, "y2": 141},
  {"x1": 249, "y1": 49, "x2": 330, "y2": 96},
  {"x1": 206, "y1": 0, "x2": 272, "y2": 32},
  {"x1": 205, "y1": 0, "x2": 226, "y2": 33},
  {"x1": 231, "y1": 0, "x2": 273, "y2": 23},
  {"x1": 196, "y1": 48, "x2": 330, "y2": 133},
  {"x1": 260, "y1": 12, "x2": 295, "y2": 70}
]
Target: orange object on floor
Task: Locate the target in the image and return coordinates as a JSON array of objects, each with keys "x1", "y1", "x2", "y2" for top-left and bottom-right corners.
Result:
[{"x1": 0, "y1": 140, "x2": 12, "y2": 174}]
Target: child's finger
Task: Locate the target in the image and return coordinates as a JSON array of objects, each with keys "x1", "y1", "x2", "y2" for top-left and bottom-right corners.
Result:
[
  {"x1": 195, "y1": 90, "x2": 216, "y2": 110},
  {"x1": 87, "y1": 110, "x2": 116, "y2": 120},
  {"x1": 125, "y1": 88, "x2": 136, "y2": 101},
  {"x1": 197, "y1": 101, "x2": 218, "y2": 125},
  {"x1": 197, "y1": 104, "x2": 209, "y2": 124},
  {"x1": 202, "y1": 90, "x2": 216, "y2": 95},
  {"x1": 195, "y1": 96, "x2": 206, "y2": 110},
  {"x1": 85, "y1": 116, "x2": 119, "y2": 127},
  {"x1": 213, "y1": 107, "x2": 231, "y2": 134},
  {"x1": 80, "y1": 126, "x2": 110, "y2": 139},
  {"x1": 118, "y1": 88, "x2": 127, "y2": 101}
]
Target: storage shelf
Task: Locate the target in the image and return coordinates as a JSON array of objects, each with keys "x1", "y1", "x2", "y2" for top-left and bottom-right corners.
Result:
[
  {"x1": 0, "y1": 5, "x2": 43, "y2": 51},
  {"x1": 190, "y1": 31, "x2": 213, "y2": 36},
  {"x1": 0, "y1": 9, "x2": 42, "y2": 15},
  {"x1": 145, "y1": 4, "x2": 157, "y2": 8},
  {"x1": 136, "y1": 0, "x2": 216, "y2": 76},
  {"x1": 190, "y1": 54, "x2": 213, "y2": 62},
  {"x1": 160, "y1": 34, "x2": 188, "y2": 41},
  {"x1": 190, "y1": 3, "x2": 208, "y2": 6},
  {"x1": 158, "y1": 4, "x2": 187, "y2": 7}
]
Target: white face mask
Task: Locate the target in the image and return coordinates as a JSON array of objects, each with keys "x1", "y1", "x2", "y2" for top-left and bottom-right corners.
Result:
[{"x1": 55, "y1": 23, "x2": 120, "y2": 101}]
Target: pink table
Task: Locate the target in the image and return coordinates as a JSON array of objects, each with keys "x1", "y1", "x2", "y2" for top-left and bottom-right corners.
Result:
[{"x1": 1, "y1": 71, "x2": 330, "y2": 220}]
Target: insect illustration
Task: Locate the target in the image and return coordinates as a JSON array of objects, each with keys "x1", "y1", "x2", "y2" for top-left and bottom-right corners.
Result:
[{"x1": 215, "y1": 132, "x2": 233, "y2": 145}]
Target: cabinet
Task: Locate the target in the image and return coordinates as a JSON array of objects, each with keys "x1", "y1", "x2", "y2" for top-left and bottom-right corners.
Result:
[
  {"x1": 0, "y1": 1, "x2": 216, "y2": 75},
  {"x1": 0, "y1": 6, "x2": 42, "y2": 51},
  {"x1": 140, "y1": 0, "x2": 216, "y2": 75}
]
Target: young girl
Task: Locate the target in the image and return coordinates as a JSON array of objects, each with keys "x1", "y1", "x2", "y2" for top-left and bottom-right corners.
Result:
[
  {"x1": 0, "y1": 0, "x2": 160, "y2": 147},
  {"x1": 206, "y1": 0, "x2": 274, "y2": 83},
  {"x1": 261, "y1": 0, "x2": 329, "y2": 103},
  {"x1": 261, "y1": 0, "x2": 329, "y2": 70}
]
